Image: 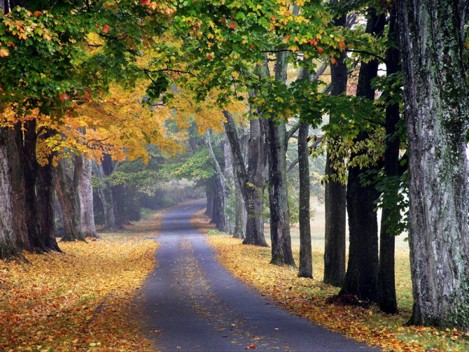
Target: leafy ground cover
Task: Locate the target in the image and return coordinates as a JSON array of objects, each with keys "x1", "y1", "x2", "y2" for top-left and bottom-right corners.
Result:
[
  {"x1": 0, "y1": 213, "x2": 163, "y2": 352},
  {"x1": 193, "y1": 211, "x2": 469, "y2": 352}
]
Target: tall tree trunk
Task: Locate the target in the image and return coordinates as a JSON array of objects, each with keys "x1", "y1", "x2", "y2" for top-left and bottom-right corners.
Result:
[
  {"x1": 340, "y1": 11, "x2": 386, "y2": 303},
  {"x1": 378, "y1": 7, "x2": 400, "y2": 314},
  {"x1": 298, "y1": 122, "x2": 312, "y2": 278},
  {"x1": 224, "y1": 111, "x2": 268, "y2": 246},
  {"x1": 0, "y1": 129, "x2": 18, "y2": 260},
  {"x1": 102, "y1": 155, "x2": 126, "y2": 228},
  {"x1": 77, "y1": 156, "x2": 98, "y2": 238},
  {"x1": 206, "y1": 132, "x2": 227, "y2": 231},
  {"x1": 267, "y1": 51, "x2": 294, "y2": 266},
  {"x1": 323, "y1": 14, "x2": 348, "y2": 287},
  {"x1": 55, "y1": 159, "x2": 85, "y2": 242},
  {"x1": 399, "y1": 0, "x2": 469, "y2": 330},
  {"x1": 93, "y1": 161, "x2": 117, "y2": 230},
  {"x1": 223, "y1": 134, "x2": 236, "y2": 235}
]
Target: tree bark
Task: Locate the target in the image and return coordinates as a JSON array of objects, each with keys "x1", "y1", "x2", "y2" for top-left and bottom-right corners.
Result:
[
  {"x1": 93, "y1": 161, "x2": 117, "y2": 230},
  {"x1": 36, "y1": 162, "x2": 60, "y2": 252},
  {"x1": 399, "y1": 0, "x2": 469, "y2": 329},
  {"x1": 0, "y1": 129, "x2": 19, "y2": 260},
  {"x1": 378, "y1": 7, "x2": 400, "y2": 314},
  {"x1": 323, "y1": 14, "x2": 347, "y2": 287},
  {"x1": 340, "y1": 10, "x2": 385, "y2": 303},
  {"x1": 298, "y1": 122, "x2": 312, "y2": 277},
  {"x1": 55, "y1": 159, "x2": 85, "y2": 242},
  {"x1": 77, "y1": 156, "x2": 98, "y2": 238},
  {"x1": 206, "y1": 132, "x2": 227, "y2": 231},
  {"x1": 223, "y1": 111, "x2": 268, "y2": 246},
  {"x1": 267, "y1": 51, "x2": 295, "y2": 266}
]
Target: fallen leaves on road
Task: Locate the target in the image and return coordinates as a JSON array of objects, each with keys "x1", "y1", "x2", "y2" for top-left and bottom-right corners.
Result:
[
  {"x1": 207, "y1": 234, "x2": 469, "y2": 352},
  {"x1": 0, "y1": 232, "x2": 158, "y2": 351}
]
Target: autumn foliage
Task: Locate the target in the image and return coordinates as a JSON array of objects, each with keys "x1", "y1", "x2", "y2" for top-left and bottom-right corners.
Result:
[{"x1": 0, "y1": 228, "x2": 158, "y2": 351}]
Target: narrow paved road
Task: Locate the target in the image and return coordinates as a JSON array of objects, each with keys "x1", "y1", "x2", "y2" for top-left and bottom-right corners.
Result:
[{"x1": 140, "y1": 201, "x2": 378, "y2": 352}]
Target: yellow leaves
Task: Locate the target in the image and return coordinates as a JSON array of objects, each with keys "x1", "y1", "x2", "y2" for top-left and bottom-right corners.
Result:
[{"x1": 0, "y1": 229, "x2": 158, "y2": 351}]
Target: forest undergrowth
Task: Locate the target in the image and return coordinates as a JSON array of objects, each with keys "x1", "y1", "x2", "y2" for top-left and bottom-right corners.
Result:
[
  {"x1": 193, "y1": 211, "x2": 469, "y2": 352},
  {"x1": 0, "y1": 213, "x2": 162, "y2": 352}
]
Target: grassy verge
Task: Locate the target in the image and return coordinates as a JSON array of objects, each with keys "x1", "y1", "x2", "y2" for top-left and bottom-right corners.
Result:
[
  {"x1": 0, "y1": 211, "x2": 164, "y2": 352},
  {"x1": 196, "y1": 211, "x2": 468, "y2": 352}
]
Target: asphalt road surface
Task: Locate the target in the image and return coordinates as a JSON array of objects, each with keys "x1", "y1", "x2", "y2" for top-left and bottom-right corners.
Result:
[{"x1": 140, "y1": 200, "x2": 378, "y2": 352}]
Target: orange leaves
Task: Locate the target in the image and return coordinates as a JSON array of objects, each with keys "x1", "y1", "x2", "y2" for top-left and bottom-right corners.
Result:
[
  {"x1": 0, "y1": 231, "x2": 158, "y2": 351},
  {"x1": 59, "y1": 92, "x2": 70, "y2": 101},
  {"x1": 0, "y1": 48, "x2": 10, "y2": 57}
]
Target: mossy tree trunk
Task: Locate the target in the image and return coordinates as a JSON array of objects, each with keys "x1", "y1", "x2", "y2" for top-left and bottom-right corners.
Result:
[{"x1": 398, "y1": 0, "x2": 469, "y2": 330}]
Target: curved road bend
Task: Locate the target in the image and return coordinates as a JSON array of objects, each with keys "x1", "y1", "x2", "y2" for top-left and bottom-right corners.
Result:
[{"x1": 139, "y1": 200, "x2": 378, "y2": 352}]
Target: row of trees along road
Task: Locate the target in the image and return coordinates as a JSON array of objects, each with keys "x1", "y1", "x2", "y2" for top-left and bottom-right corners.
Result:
[{"x1": 0, "y1": 0, "x2": 467, "y2": 331}]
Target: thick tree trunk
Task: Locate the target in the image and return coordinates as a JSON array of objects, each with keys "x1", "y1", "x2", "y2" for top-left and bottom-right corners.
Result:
[
  {"x1": 298, "y1": 122, "x2": 312, "y2": 278},
  {"x1": 36, "y1": 162, "x2": 60, "y2": 252},
  {"x1": 323, "y1": 14, "x2": 347, "y2": 287},
  {"x1": 8, "y1": 122, "x2": 59, "y2": 253},
  {"x1": 224, "y1": 111, "x2": 268, "y2": 246},
  {"x1": 399, "y1": 0, "x2": 469, "y2": 330},
  {"x1": 340, "y1": 11, "x2": 385, "y2": 303},
  {"x1": 267, "y1": 51, "x2": 294, "y2": 266},
  {"x1": 378, "y1": 8, "x2": 400, "y2": 314},
  {"x1": 77, "y1": 156, "x2": 98, "y2": 238},
  {"x1": 0, "y1": 129, "x2": 19, "y2": 260},
  {"x1": 7, "y1": 127, "x2": 30, "y2": 251},
  {"x1": 55, "y1": 159, "x2": 85, "y2": 242}
]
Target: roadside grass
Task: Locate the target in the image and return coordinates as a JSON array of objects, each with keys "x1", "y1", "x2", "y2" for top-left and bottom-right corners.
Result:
[
  {"x1": 0, "y1": 211, "x2": 163, "y2": 352},
  {"x1": 195, "y1": 209, "x2": 469, "y2": 352}
]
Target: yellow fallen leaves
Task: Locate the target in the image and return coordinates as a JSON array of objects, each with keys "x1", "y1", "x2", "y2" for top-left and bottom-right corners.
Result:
[
  {"x1": 0, "y1": 232, "x2": 158, "y2": 351},
  {"x1": 207, "y1": 234, "x2": 469, "y2": 352}
]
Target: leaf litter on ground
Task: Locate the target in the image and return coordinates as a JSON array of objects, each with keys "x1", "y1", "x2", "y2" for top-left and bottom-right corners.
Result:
[
  {"x1": 192, "y1": 210, "x2": 469, "y2": 352},
  {"x1": 0, "y1": 211, "x2": 165, "y2": 352}
]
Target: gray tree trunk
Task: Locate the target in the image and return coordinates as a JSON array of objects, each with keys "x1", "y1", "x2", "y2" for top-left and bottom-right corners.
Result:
[
  {"x1": 0, "y1": 129, "x2": 18, "y2": 260},
  {"x1": 223, "y1": 111, "x2": 268, "y2": 246},
  {"x1": 206, "y1": 131, "x2": 227, "y2": 231},
  {"x1": 77, "y1": 156, "x2": 98, "y2": 238},
  {"x1": 55, "y1": 159, "x2": 85, "y2": 242},
  {"x1": 298, "y1": 122, "x2": 312, "y2": 277},
  {"x1": 267, "y1": 51, "x2": 294, "y2": 266},
  {"x1": 93, "y1": 161, "x2": 117, "y2": 230},
  {"x1": 399, "y1": 0, "x2": 469, "y2": 330}
]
